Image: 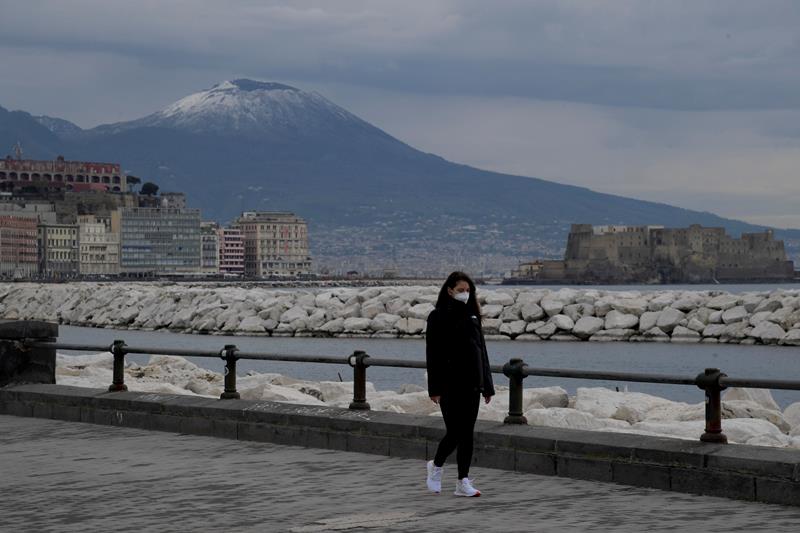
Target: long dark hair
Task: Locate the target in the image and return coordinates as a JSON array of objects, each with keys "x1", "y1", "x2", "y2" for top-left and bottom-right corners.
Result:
[{"x1": 435, "y1": 271, "x2": 481, "y2": 319}]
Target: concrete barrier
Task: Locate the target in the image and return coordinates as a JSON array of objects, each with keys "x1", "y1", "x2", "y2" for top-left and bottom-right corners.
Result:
[
  {"x1": 1, "y1": 383, "x2": 798, "y2": 506},
  {"x1": 0, "y1": 320, "x2": 57, "y2": 387}
]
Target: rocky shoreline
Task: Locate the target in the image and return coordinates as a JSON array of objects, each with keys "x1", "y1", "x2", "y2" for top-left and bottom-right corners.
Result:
[
  {"x1": 56, "y1": 352, "x2": 800, "y2": 449},
  {"x1": 2, "y1": 283, "x2": 800, "y2": 345}
]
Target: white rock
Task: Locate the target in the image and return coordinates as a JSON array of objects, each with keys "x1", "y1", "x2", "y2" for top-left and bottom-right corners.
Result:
[
  {"x1": 781, "y1": 329, "x2": 800, "y2": 346},
  {"x1": 604, "y1": 310, "x2": 638, "y2": 330},
  {"x1": 686, "y1": 317, "x2": 706, "y2": 333},
  {"x1": 748, "y1": 311, "x2": 772, "y2": 326},
  {"x1": 749, "y1": 321, "x2": 786, "y2": 344},
  {"x1": 672, "y1": 297, "x2": 702, "y2": 312},
  {"x1": 783, "y1": 402, "x2": 800, "y2": 429},
  {"x1": 706, "y1": 294, "x2": 740, "y2": 311},
  {"x1": 551, "y1": 314, "x2": 575, "y2": 331},
  {"x1": 741, "y1": 294, "x2": 764, "y2": 313},
  {"x1": 708, "y1": 310, "x2": 724, "y2": 324},
  {"x1": 594, "y1": 299, "x2": 612, "y2": 317},
  {"x1": 319, "y1": 318, "x2": 344, "y2": 333},
  {"x1": 702, "y1": 324, "x2": 726, "y2": 337},
  {"x1": 499, "y1": 305, "x2": 522, "y2": 322},
  {"x1": 523, "y1": 386, "x2": 569, "y2": 409},
  {"x1": 572, "y1": 317, "x2": 605, "y2": 339},
  {"x1": 482, "y1": 318, "x2": 502, "y2": 335},
  {"x1": 642, "y1": 326, "x2": 669, "y2": 341},
  {"x1": 534, "y1": 322, "x2": 557, "y2": 339},
  {"x1": 520, "y1": 303, "x2": 545, "y2": 321},
  {"x1": 755, "y1": 299, "x2": 783, "y2": 314},
  {"x1": 610, "y1": 298, "x2": 648, "y2": 316},
  {"x1": 540, "y1": 299, "x2": 565, "y2": 317},
  {"x1": 670, "y1": 326, "x2": 701, "y2": 343},
  {"x1": 656, "y1": 307, "x2": 685, "y2": 333},
  {"x1": 722, "y1": 400, "x2": 790, "y2": 433},
  {"x1": 589, "y1": 329, "x2": 635, "y2": 341},
  {"x1": 561, "y1": 304, "x2": 583, "y2": 322},
  {"x1": 407, "y1": 303, "x2": 435, "y2": 320},
  {"x1": 361, "y1": 301, "x2": 385, "y2": 319},
  {"x1": 481, "y1": 304, "x2": 504, "y2": 319},
  {"x1": 647, "y1": 294, "x2": 675, "y2": 312},
  {"x1": 723, "y1": 418, "x2": 793, "y2": 447},
  {"x1": 524, "y1": 407, "x2": 625, "y2": 431},
  {"x1": 638, "y1": 311, "x2": 660, "y2": 332},
  {"x1": 343, "y1": 317, "x2": 372, "y2": 332},
  {"x1": 721, "y1": 305, "x2": 748, "y2": 324},
  {"x1": 723, "y1": 387, "x2": 781, "y2": 411},
  {"x1": 370, "y1": 313, "x2": 400, "y2": 332},
  {"x1": 237, "y1": 316, "x2": 266, "y2": 333},
  {"x1": 720, "y1": 321, "x2": 750, "y2": 341},
  {"x1": 484, "y1": 291, "x2": 515, "y2": 306},
  {"x1": 499, "y1": 320, "x2": 527, "y2": 337}
]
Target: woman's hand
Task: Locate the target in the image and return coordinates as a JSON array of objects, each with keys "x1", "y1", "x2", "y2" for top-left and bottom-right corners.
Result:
[
  {"x1": 483, "y1": 395, "x2": 492, "y2": 405},
  {"x1": 430, "y1": 395, "x2": 441, "y2": 404}
]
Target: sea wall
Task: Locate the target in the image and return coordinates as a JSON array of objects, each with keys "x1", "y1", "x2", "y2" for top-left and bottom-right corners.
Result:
[{"x1": 1, "y1": 283, "x2": 800, "y2": 345}]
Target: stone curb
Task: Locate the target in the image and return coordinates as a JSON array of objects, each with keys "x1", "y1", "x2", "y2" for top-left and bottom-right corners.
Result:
[{"x1": 2, "y1": 384, "x2": 799, "y2": 506}]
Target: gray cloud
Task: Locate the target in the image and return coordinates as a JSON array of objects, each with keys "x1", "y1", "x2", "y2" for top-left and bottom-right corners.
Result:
[
  {"x1": 2, "y1": 1, "x2": 800, "y2": 113},
  {"x1": 1, "y1": 1, "x2": 799, "y2": 228}
]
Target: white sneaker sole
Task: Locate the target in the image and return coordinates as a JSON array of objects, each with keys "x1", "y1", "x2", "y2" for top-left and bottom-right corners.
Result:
[{"x1": 454, "y1": 490, "x2": 481, "y2": 497}]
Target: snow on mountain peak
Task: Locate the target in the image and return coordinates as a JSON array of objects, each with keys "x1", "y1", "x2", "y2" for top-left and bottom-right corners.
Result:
[{"x1": 141, "y1": 78, "x2": 359, "y2": 135}]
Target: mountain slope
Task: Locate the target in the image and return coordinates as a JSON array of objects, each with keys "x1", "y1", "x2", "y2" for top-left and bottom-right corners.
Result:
[{"x1": 0, "y1": 80, "x2": 797, "y2": 275}]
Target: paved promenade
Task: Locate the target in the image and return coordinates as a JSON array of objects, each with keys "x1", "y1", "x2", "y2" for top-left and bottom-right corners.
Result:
[{"x1": 2, "y1": 415, "x2": 799, "y2": 532}]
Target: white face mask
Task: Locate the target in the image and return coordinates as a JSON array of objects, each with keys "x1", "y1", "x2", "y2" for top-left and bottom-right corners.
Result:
[{"x1": 452, "y1": 291, "x2": 470, "y2": 304}]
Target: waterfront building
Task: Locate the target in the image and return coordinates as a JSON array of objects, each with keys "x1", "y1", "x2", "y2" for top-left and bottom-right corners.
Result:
[
  {"x1": 218, "y1": 226, "x2": 244, "y2": 276},
  {"x1": 236, "y1": 211, "x2": 311, "y2": 277},
  {"x1": 160, "y1": 192, "x2": 186, "y2": 209},
  {"x1": 111, "y1": 207, "x2": 201, "y2": 275},
  {"x1": 0, "y1": 214, "x2": 38, "y2": 278},
  {"x1": 37, "y1": 223, "x2": 79, "y2": 278},
  {"x1": 509, "y1": 224, "x2": 795, "y2": 283},
  {"x1": 200, "y1": 221, "x2": 220, "y2": 274},
  {"x1": 0, "y1": 155, "x2": 128, "y2": 193},
  {"x1": 77, "y1": 215, "x2": 120, "y2": 276}
]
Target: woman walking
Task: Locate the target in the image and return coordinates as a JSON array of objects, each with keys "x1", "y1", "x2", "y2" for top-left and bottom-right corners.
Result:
[{"x1": 425, "y1": 271, "x2": 495, "y2": 497}]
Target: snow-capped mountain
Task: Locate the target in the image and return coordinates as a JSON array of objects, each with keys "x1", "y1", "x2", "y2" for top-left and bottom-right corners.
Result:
[
  {"x1": 99, "y1": 79, "x2": 366, "y2": 137},
  {"x1": 34, "y1": 115, "x2": 83, "y2": 136},
  {"x1": 2, "y1": 80, "x2": 796, "y2": 274}
]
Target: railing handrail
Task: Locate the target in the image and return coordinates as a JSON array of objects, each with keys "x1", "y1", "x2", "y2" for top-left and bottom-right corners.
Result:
[
  {"x1": 14, "y1": 334, "x2": 800, "y2": 445},
  {"x1": 25, "y1": 339, "x2": 800, "y2": 392}
]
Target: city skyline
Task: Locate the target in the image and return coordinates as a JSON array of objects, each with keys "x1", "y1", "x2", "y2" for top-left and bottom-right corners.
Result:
[{"x1": 1, "y1": 1, "x2": 799, "y2": 228}]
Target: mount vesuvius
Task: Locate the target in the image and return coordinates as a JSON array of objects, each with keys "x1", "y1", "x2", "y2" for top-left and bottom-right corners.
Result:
[{"x1": 1, "y1": 79, "x2": 796, "y2": 275}]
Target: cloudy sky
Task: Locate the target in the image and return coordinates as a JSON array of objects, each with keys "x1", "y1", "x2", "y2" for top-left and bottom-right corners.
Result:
[{"x1": 1, "y1": 1, "x2": 799, "y2": 228}]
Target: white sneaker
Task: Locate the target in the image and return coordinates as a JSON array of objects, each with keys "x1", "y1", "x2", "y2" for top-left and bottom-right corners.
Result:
[
  {"x1": 454, "y1": 477, "x2": 481, "y2": 497},
  {"x1": 426, "y1": 460, "x2": 443, "y2": 493}
]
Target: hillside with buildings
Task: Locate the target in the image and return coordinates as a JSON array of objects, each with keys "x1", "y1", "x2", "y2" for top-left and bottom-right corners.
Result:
[
  {"x1": 0, "y1": 155, "x2": 310, "y2": 279},
  {"x1": 1, "y1": 81, "x2": 799, "y2": 276}
]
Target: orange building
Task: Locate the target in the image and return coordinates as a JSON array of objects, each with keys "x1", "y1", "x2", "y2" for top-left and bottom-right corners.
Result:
[
  {"x1": 0, "y1": 155, "x2": 128, "y2": 193},
  {"x1": 0, "y1": 215, "x2": 38, "y2": 278}
]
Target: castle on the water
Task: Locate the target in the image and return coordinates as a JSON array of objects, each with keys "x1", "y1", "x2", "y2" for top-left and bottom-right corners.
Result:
[{"x1": 508, "y1": 224, "x2": 796, "y2": 284}]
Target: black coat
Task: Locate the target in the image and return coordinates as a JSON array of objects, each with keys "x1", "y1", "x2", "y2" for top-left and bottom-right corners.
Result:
[{"x1": 425, "y1": 301, "x2": 495, "y2": 397}]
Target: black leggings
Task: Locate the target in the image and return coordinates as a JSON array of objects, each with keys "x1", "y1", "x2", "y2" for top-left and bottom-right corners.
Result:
[{"x1": 433, "y1": 391, "x2": 480, "y2": 479}]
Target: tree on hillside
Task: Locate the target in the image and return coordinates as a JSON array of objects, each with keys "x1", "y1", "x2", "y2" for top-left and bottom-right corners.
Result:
[
  {"x1": 140, "y1": 182, "x2": 159, "y2": 196},
  {"x1": 126, "y1": 175, "x2": 141, "y2": 192}
]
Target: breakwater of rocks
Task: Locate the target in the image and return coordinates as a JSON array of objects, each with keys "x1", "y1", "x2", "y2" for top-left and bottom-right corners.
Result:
[{"x1": 1, "y1": 283, "x2": 800, "y2": 345}]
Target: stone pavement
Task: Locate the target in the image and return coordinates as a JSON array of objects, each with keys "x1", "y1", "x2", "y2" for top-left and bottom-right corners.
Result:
[{"x1": 2, "y1": 415, "x2": 800, "y2": 533}]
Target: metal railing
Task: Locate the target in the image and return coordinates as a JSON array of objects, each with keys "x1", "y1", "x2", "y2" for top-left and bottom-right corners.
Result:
[{"x1": 24, "y1": 338, "x2": 800, "y2": 445}]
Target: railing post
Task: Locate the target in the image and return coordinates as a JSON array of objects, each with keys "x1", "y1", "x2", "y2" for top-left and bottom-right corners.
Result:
[
  {"x1": 108, "y1": 340, "x2": 128, "y2": 392},
  {"x1": 503, "y1": 358, "x2": 528, "y2": 424},
  {"x1": 348, "y1": 350, "x2": 371, "y2": 410},
  {"x1": 695, "y1": 367, "x2": 728, "y2": 444},
  {"x1": 219, "y1": 344, "x2": 240, "y2": 400}
]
